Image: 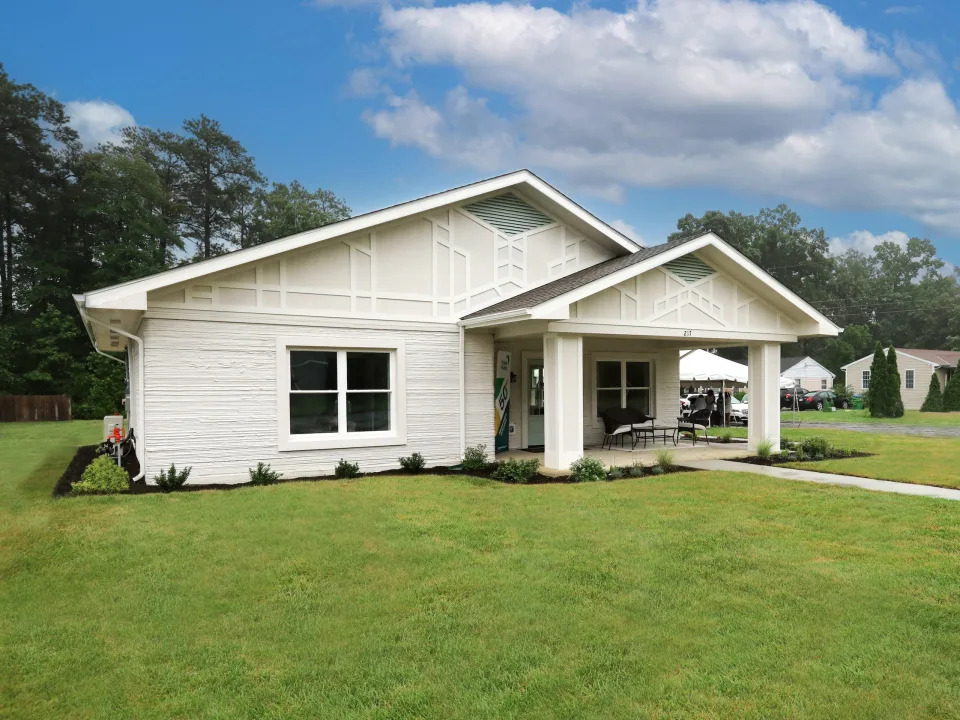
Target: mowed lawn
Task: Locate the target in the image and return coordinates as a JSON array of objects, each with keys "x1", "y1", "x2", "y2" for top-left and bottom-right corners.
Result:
[
  {"x1": 3, "y1": 423, "x2": 960, "y2": 719},
  {"x1": 779, "y1": 408, "x2": 960, "y2": 426}
]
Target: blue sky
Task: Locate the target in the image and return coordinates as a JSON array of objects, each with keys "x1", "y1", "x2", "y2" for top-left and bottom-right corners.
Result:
[{"x1": 5, "y1": 0, "x2": 960, "y2": 264}]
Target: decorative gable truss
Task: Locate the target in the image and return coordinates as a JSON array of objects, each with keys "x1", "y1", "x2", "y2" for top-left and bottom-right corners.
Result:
[
  {"x1": 148, "y1": 193, "x2": 613, "y2": 320},
  {"x1": 573, "y1": 253, "x2": 798, "y2": 334}
]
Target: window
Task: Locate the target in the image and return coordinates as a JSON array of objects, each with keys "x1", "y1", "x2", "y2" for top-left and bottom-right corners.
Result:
[
  {"x1": 596, "y1": 360, "x2": 652, "y2": 417},
  {"x1": 821, "y1": 379, "x2": 828, "y2": 390},
  {"x1": 905, "y1": 369, "x2": 914, "y2": 389},
  {"x1": 279, "y1": 339, "x2": 405, "y2": 450},
  {"x1": 862, "y1": 370, "x2": 870, "y2": 389}
]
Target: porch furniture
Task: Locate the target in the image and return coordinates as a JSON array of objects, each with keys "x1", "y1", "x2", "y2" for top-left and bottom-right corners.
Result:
[
  {"x1": 600, "y1": 408, "x2": 653, "y2": 450},
  {"x1": 676, "y1": 410, "x2": 711, "y2": 445},
  {"x1": 633, "y1": 424, "x2": 678, "y2": 448}
]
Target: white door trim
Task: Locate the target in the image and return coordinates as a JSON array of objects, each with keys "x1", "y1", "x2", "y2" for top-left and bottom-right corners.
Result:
[{"x1": 521, "y1": 351, "x2": 544, "y2": 449}]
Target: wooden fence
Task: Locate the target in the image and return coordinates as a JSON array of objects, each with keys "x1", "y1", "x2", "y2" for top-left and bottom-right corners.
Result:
[{"x1": 0, "y1": 395, "x2": 72, "y2": 422}]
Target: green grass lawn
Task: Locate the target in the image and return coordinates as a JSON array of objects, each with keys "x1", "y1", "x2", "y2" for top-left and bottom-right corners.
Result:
[
  {"x1": 4, "y1": 422, "x2": 960, "y2": 718},
  {"x1": 779, "y1": 409, "x2": 960, "y2": 426},
  {"x1": 722, "y1": 426, "x2": 960, "y2": 489}
]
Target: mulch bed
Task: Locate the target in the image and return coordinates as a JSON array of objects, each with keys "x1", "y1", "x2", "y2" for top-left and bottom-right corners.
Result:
[
  {"x1": 736, "y1": 451, "x2": 873, "y2": 467},
  {"x1": 54, "y1": 446, "x2": 696, "y2": 496}
]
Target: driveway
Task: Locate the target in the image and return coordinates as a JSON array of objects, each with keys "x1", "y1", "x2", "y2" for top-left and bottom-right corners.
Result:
[{"x1": 785, "y1": 420, "x2": 960, "y2": 438}]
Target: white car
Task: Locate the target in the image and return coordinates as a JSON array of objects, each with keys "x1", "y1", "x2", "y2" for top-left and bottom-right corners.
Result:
[{"x1": 732, "y1": 395, "x2": 748, "y2": 424}]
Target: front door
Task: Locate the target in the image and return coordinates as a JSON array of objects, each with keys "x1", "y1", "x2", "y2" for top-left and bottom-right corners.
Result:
[{"x1": 528, "y1": 361, "x2": 545, "y2": 447}]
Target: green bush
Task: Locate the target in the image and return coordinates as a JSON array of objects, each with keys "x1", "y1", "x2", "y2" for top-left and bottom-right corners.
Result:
[
  {"x1": 249, "y1": 462, "x2": 282, "y2": 485},
  {"x1": 153, "y1": 464, "x2": 192, "y2": 492},
  {"x1": 628, "y1": 462, "x2": 645, "y2": 478},
  {"x1": 756, "y1": 438, "x2": 774, "y2": 461},
  {"x1": 607, "y1": 466, "x2": 625, "y2": 480},
  {"x1": 72, "y1": 455, "x2": 128, "y2": 495},
  {"x1": 334, "y1": 459, "x2": 360, "y2": 479},
  {"x1": 944, "y1": 369, "x2": 960, "y2": 412},
  {"x1": 569, "y1": 456, "x2": 607, "y2": 483},
  {"x1": 461, "y1": 444, "x2": 489, "y2": 471},
  {"x1": 491, "y1": 457, "x2": 540, "y2": 484},
  {"x1": 886, "y1": 346, "x2": 905, "y2": 418},
  {"x1": 655, "y1": 449, "x2": 675, "y2": 472},
  {"x1": 716, "y1": 429, "x2": 734, "y2": 443},
  {"x1": 399, "y1": 452, "x2": 426, "y2": 473},
  {"x1": 920, "y1": 373, "x2": 944, "y2": 412},
  {"x1": 800, "y1": 436, "x2": 830, "y2": 457}
]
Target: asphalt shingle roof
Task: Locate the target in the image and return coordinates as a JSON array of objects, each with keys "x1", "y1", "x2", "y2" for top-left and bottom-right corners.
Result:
[
  {"x1": 896, "y1": 348, "x2": 960, "y2": 367},
  {"x1": 780, "y1": 356, "x2": 808, "y2": 373},
  {"x1": 461, "y1": 235, "x2": 701, "y2": 320}
]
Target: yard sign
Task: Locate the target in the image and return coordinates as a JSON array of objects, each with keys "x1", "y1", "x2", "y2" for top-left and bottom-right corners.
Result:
[{"x1": 494, "y1": 351, "x2": 511, "y2": 453}]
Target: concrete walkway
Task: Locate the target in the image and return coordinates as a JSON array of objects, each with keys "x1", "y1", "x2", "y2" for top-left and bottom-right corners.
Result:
[
  {"x1": 785, "y1": 420, "x2": 960, "y2": 438},
  {"x1": 685, "y1": 459, "x2": 960, "y2": 501}
]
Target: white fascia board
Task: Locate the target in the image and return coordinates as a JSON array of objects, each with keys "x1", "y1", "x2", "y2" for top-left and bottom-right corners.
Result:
[
  {"x1": 840, "y1": 352, "x2": 876, "y2": 370},
  {"x1": 459, "y1": 309, "x2": 532, "y2": 328},
  {"x1": 81, "y1": 170, "x2": 639, "y2": 311}
]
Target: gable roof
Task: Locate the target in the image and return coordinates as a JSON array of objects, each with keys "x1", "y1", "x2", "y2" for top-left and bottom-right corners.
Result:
[
  {"x1": 780, "y1": 356, "x2": 807, "y2": 373},
  {"x1": 841, "y1": 347, "x2": 960, "y2": 370},
  {"x1": 461, "y1": 232, "x2": 841, "y2": 337},
  {"x1": 78, "y1": 169, "x2": 641, "y2": 311}
]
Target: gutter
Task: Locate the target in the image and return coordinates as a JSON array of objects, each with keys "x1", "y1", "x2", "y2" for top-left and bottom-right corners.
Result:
[{"x1": 74, "y1": 295, "x2": 146, "y2": 482}]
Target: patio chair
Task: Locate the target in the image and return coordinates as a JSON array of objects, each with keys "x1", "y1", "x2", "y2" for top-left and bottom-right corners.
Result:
[
  {"x1": 600, "y1": 408, "x2": 652, "y2": 450},
  {"x1": 677, "y1": 408, "x2": 711, "y2": 445}
]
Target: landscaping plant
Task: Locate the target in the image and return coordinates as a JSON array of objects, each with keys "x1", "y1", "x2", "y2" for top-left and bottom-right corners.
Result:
[
  {"x1": 944, "y1": 368, "x2": 960, "y2": 412},
  {"x1": 755, "y1": 439, "x2": 774, "y2": 461},
  {"x1": 569, "y1": 457, "x2": 607, "y2": 482},
  {"x1": 920, "y1": 373, "x2": 944, "y2": 412},
  {"x1": 153, "y1": 464, "x2": 192, "y2": 492},
  {"x1": 655, "y1": 449, "x2": 675, "y2": 472},
  {"x1": 800, "y1": 436, "x2": 831, "y2": 459},
  {"x1": 461, "y1": 444, "x2": 489, "y2": 471},
  {"x1": 885, "y1": 345, "x2": 905, "y2": 418},
  {"x1": 491, "y1": 457, "x2": 540, "y2": 484},
  {"x1": 334, "y1": 459, "x2": 361, "y2": 479},
  {"x1": 866, "y1": 342, "x2": 891, "y2": 417},
  {"x1": 72, "y1": 455, "x2": 129, "y2": 495},
  {"x1": 399, "y1": 452, "x2": 426, "y2": 473},
  {"x1": 249, "y1": 462, "x2": 282, "y2": 485}
]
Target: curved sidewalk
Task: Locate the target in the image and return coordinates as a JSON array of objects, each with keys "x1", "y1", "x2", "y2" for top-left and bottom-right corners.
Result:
[{"x1": 685, "y1": 459, "x2": 960, "y2": 501}]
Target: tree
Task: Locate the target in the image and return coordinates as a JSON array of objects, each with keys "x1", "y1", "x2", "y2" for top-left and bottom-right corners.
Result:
[
  {"x1": 920, "y1": 373, "x2": 944, "y2": 413},
  {"x1": 245, "y1": 181, "x2": 350, "y2": 247},
  {"x1": 867, "y1": 342, "x2": 891, "y2": 417},
  {"x1": 886, "y1": 346, "x2": 904, "y2": 418},
  {"x1": 176, "y1": 115, "x2": 264, "y2": 259},
  {"x1": 944, "y1": 369, "x2": 960, "y2": 412}
]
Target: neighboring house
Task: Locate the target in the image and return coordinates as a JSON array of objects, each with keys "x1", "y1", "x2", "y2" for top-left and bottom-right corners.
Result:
[
  {"x1": 74, "y1": 170, "x2": 839, "y2": 484},
  {"x1": 780, "y1": 356, "x2": 835, "y2": 391},
  {"x1": 843, "y1": 348, "x2": 960, "y2": 410}
]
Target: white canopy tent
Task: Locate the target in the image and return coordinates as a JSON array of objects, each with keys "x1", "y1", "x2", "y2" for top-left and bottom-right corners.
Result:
[{"x1": 679, "y1": 349, "x2": 749, "y2": 385}]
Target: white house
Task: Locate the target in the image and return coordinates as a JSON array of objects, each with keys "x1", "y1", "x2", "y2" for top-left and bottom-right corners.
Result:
[
  {"x1": 780, "y1": 356, "x2": 835, "y2": 391},
  {"x1": 843, "y1": 348, "x2": 959, "y2": 410},
  {"x1": 74, "y1": 171, "x2": 840, "y2": 483}
]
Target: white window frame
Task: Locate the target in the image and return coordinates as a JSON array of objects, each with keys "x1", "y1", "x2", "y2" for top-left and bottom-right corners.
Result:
[
  {"x1": 821, "y1": 379, "x2": 828, "y2": 390},
  {"x1": 590, "y1": 352, "x2": 656, "y2": 426},
  {"x1": 862, "y1": 370, "x2": 870, "y2": 389},
  {"x1": 905, "y1": 369, "x2": 914, "y2": 389},
  {"x1": 277, "y1": 337, "x2": 406, "y2": 451}
]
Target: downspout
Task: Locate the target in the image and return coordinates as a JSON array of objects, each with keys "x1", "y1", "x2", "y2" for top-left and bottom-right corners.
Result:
[
  {"x1": 77, "y1": 305, "x2": 146, "y2": 481},
  {"x1": 459, "y1": 324, "x2": 466, "y2": 458}
]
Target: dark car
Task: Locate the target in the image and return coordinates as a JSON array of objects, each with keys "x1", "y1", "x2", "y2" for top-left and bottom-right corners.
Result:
[
  {"x1": 798, "y1": 390, "x2": 850, "y2": 411},
  {"x1": 780, "y1": 386, "x2": 808, "y2": 408}
]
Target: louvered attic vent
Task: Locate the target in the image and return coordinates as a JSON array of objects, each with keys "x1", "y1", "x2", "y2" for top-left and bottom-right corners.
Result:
[
  {"x1": 664, "y1": 255, "x2": 715, "y2": 283},
  {"x1": 462, "y1": 193, "x2": 554, "y2": 235}
]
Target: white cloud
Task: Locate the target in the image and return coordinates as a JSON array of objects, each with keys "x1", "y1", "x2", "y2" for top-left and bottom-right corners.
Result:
[
  {"x1": 65, "y1": 100, "x2": 135, "y2": 147},
  {"x1": 342, "y1": 0, "x2": 960, "y2": 234},
  {"x1": 828, "y1": 229, "x2": 911, "y2": 255},
  {"x1": 610, "y1": 219, "x2": 645, "y2": 246},
  {"x1": 884, "y1": 5, "x2": 921, "y2": 15}
]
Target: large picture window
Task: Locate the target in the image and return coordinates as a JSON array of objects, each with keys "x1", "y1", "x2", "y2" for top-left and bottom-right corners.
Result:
[
  {"x1": 596, "y1": 360, "x2": 652, "y2": 417},
  {"x1": 279, "y1": 339, "x2": 405, "y2": 451}
]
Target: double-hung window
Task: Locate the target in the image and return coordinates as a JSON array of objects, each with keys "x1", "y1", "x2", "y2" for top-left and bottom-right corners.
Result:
[
  {"x1": 280, "y1": 339, "x2": 405, "y2": 450},
  {"x1": 862, "y1": 370, "x2": 870, "y2": 389},
  {"x1": 596, "y1": 359, "x2": 652, "y2": 417},
  {"x1": 905, "y1": 369, "x2": 914, "y2": 389}
]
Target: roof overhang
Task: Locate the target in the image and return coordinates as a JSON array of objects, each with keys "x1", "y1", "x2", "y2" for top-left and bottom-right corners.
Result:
[{"x1": 78, "y1": 170, "x2": 641, "y2": 313}]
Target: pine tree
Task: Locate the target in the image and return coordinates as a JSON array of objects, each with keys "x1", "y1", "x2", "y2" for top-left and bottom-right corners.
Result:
[
  {"x1": 886, "y1": 346, "x2": 904, "y2": 417},
  {"x1": 867, "y1": 342, "x2": 890, "y2": 418},
  {"x1": 944, "y1": 368, "x2": 960, "y2": 412},
  {"x1": 920, "y1": 373, "x2": 944, "y2": 412}
]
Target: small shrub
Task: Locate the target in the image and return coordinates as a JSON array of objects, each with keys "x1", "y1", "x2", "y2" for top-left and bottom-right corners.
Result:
[
  {"x1": 717, "y1": 429, "x2": 734, "y2": 444},
  {"x1": 628, "y1": 462, "x2": 645, "y2": 478},
  {"x1": 569, "y1": 456, "x2": 607, "y2": 483},
  {"x1": 153, "y1": 464, "x2": 192, "y2": 492},
  {"x1": 249, "y1": 462, "x2": 282, "y2": 485},
  {"x1": 795, "y1": 446, "x2": 805, "y2": 461},
  {"x1": 779, "y1": 438, "x2": 791, "y2": 451},
  {"x1": 649, "y1": 465, "x2": 665, "y2": 475},
  {"x1": 334, "y1": 459, "x2": 360, "y2": 479},
  {"x1": 655, "y1": 449, "x2": 675, "y2": 472},
  {"x1": 756, "y1": 438, "x2": 774, "y2": 461},
  {"x1": 72, "y1": 455, "x2": 128, "y2": 495},
  {"x1": 800, "y1": 436, "x2": 830, "y2": 458},
  {"x1": 399, "y1": 452, "x2": 426, "y2": 473},
  {"x1": 461, "y1": 444, "x2": 489, "y2": 471},
  {"x1": 607, "y1": 466, "x2": 625, "y2": 480},
  {"x1": 492, "y1": 457, "x2": 540, "y2": 484}
]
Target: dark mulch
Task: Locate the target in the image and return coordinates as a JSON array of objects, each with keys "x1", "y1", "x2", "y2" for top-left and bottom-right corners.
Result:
[
  {"x1": 736, "y1": 450, "x2": 873, "y2": 467},
  {"x1": 54, "y1": 446, "x2": 698, "y2": 496}
]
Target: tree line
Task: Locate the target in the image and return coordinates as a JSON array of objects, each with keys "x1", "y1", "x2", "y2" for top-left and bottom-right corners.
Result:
[{"x1": 0, "y1": 64, "x2": 349, "y2": 417}]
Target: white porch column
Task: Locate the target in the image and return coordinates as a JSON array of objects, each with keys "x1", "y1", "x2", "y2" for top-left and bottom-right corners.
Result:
[
  {"x1": 747, "y1": 342, "x2": 781, "y2": 451},
  {"x1": 543, "y1": 333, "x2": 583, "y2": 470}
]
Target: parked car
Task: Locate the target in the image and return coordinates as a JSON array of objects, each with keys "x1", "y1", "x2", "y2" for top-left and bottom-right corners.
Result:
[
  {"x1": 728, "y1": 396, "x2": 748, "y2": 424},
  {"x1": 798, "y1": 390, "x2": 850, "y2": 411},
  {"x1": 780, "y1": 386, "x2": 808, "y2": 408}
]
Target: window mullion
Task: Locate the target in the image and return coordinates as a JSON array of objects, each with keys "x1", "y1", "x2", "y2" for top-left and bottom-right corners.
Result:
[{"x1": 338, "y1": 351, "x2": 348, "y2": 436}]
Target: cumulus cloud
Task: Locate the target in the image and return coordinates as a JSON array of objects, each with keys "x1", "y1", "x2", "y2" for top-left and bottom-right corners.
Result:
[
  {"x1": 339, "y1": 0, "x2": 960, "y2": 234},
  {"x1": 65, "y1": 100, "x2": 135, "y2": 147},
  {"x1": 828, "y1": 229, "x2": 911, "y2": 255},
  {"x1": 610, "y1": 219, "x2": 645, "y2": 246}
]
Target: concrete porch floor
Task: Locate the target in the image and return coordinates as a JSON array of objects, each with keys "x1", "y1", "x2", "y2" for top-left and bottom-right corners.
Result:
[{"x1": 501, "y1": 437, "x2": 749, "y2": 476}]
